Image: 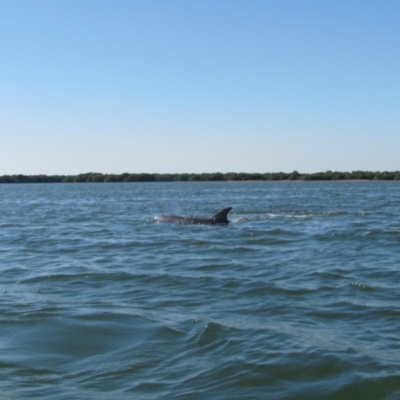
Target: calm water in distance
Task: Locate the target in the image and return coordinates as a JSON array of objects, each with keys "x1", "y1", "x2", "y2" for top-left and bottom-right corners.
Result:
[{"x1": 0, "y1": 182, "x2": 399, "y2": 399}]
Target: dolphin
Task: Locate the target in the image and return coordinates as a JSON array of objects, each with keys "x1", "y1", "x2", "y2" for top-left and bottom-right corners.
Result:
[{"x1": 155, "y1": 207, "x2": 232, "y2": 225}]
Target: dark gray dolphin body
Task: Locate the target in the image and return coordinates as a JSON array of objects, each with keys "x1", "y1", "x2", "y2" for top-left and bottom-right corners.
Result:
[{"x1": 155, "y1": 207, "x2": 232, "y2": 225}]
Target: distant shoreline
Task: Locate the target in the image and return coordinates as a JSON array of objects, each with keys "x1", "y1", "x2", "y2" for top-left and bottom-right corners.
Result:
[{"x1": 1, "y1": 171, "x2": 399, "y2": 183}]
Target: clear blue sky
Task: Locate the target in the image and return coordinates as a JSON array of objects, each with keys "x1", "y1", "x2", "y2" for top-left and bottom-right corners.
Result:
[{"x1": 1, "y1": 0, "x2": 399, "y2": 174}]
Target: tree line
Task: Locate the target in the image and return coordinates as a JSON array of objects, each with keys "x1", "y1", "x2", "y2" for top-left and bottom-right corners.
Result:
[{"x1": 1, "y1": 171, "x2": 400, "y2": 184}]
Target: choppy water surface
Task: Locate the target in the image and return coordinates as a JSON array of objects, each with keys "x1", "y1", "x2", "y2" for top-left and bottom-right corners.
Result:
[{"x1": 1, "y1": 182, "x2": 399, "y2": 399}]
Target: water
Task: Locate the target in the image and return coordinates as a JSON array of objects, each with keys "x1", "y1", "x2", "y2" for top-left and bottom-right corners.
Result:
[{"x1": 0, "y1": 182, "x2": 399, "y2": 399}]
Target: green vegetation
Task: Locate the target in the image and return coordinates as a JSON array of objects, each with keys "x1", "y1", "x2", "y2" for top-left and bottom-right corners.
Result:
[{"x1": 0, "y1": 171, "x2": 400, "y2": 183}]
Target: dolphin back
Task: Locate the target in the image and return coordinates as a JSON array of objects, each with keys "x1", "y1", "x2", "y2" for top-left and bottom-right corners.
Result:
[
  {"x1": 211, "y1": 207, "x2": 232, "y2": 224},
  {"x1": 156, "y1": 207, "x2": 232, "y2": 225}
]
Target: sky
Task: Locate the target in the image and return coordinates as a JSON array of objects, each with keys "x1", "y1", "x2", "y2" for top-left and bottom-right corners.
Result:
[{"x1": 1, "y1": 0, "x2": 399, "y2": 175}]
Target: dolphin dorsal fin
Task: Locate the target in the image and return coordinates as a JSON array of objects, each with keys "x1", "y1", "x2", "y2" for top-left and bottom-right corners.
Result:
[{"x1": 211, "y1": 207, "x2": 232, "y2": 223}]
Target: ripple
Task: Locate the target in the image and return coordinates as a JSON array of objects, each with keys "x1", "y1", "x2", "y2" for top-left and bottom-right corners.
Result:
[{"x1": 0, "y1": 182, "x2": 400, "y2": 399}]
